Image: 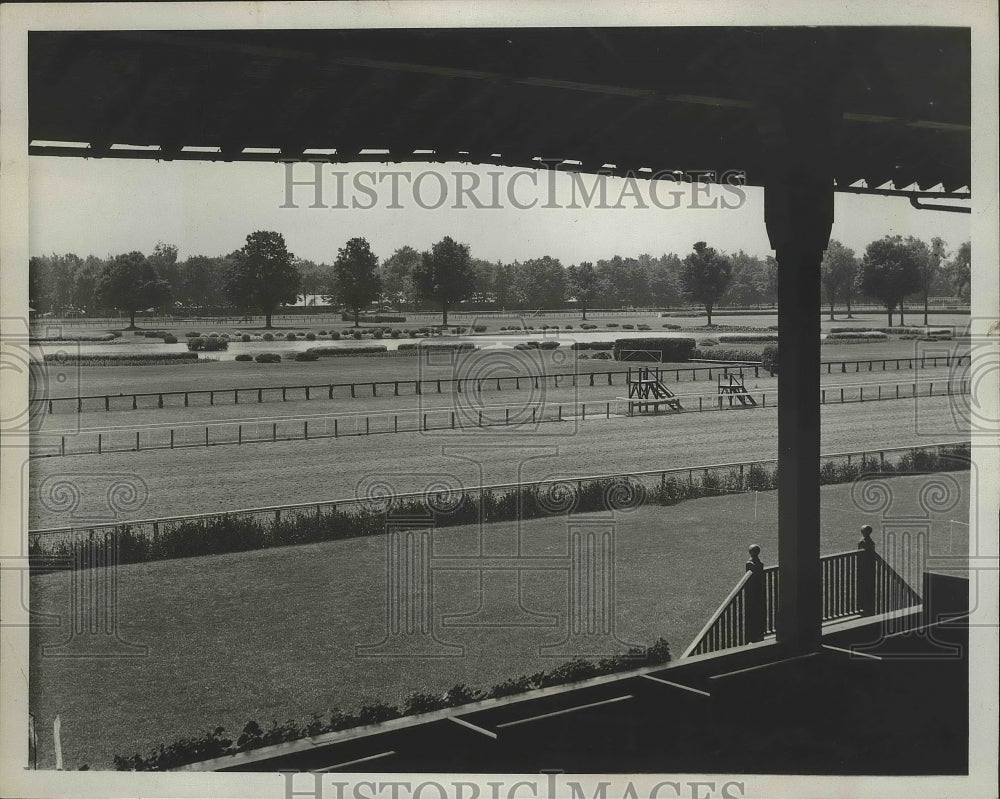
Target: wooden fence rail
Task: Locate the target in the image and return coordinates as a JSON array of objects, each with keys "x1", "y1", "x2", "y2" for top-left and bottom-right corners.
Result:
[
  {"x1": 30, "y1": 354, "x2": 970, "y2": 416},
  {"x1": 32, "y1": 378, "x2": 970, "y2": 459}
]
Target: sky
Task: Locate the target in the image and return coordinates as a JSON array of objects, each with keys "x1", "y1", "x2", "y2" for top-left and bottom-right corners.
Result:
[{"x1": 28, "y1": 156, "x2": 971, "y2": 265}]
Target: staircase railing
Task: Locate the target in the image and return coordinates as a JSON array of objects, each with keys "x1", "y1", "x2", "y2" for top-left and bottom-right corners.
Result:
[{"x1": 683, "y1": 535, "x2": 921, "y2": 657}]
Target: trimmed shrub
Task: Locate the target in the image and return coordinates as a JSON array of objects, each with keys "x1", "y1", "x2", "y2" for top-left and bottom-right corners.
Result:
[
  {"x1": 254, "y1": 353, "x2": 281, "y2": 363},
  {"x1": 262, "y1": 332, "x2": 274, "y2": 342},
  {"x1": 185, "y1": 331, "x2": 201, "y2": 338},
  {"x1": 305, "y1": 332, "x2": 316, "y2": 341},
  {"x1": 306, "y1": 345, "x2": 389, "y2": 357},
  {"x1": 692, "y1": 348, "x2": 761, "y2": 362},
  {"x1": 329, "y1": 332, "x2": 341, "y2": 340},
  {"x1": 162, "y1": 334, "x2": 178, "y2": 344},
  {"x1": 762, "y1": 344, "x2": 779, "y2": 375},
  {"x1": 823, "y1": 332, "x2": 888, "y2": 343},
  {"x1": 472, "y1": 324, "x2": 487, "y2": 332},
  {"x1": 208, "y1": 332, "x2": 220, "y2": 338},
  {"x1": 606, "y1": 322, "x2": 619, "y2": 328},
  {"x1": 637, "y1": 324, "x2": 651, "y2": 330},
  {"x1": 397, "y1": 342, "x2": 476, "y2": 352},
  {"x1": 661, "y1": 323, "x2": 681, "y2": 329},
  {"x1": 284, "y1": 332, "x2": 298, "y2": 340},
  {"x1": 294, "y1": 351, "x2": 319, "y2": 361},
  {"x1": 241, "y1": 334, "x2": 251, "y2": 342},
  {"x1": 570, "y1": 341, "x2": 614, "y2": 350},
  {"x1": 187, "y1": 336, "x2": 229, "y2": 352},
  {"x1": 612, "y1": 337, "x2": 696, "y2": 363},
  {"x1": 622, "y1": 324, "x2": 635, "y2": 330},
  {"x1": 234, "y1": 354, "x2": 253, "y2": 361},
  {"x1": 538, "y1": 340, "x2": 560, "y2": 350},
  {"x1": 717, "y1": 333, "x2": 778, "y2": 344}
]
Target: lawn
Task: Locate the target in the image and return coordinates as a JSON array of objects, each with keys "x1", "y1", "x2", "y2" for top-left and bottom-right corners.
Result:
[{"x1": 28, "y1": 472, "x2": 969, "y2": 769}]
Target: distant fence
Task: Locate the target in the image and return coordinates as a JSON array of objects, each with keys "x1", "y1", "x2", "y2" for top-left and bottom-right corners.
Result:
[
  {"x1": 31, "y1": 378, "x2": 971, "y2": 458},
  {"x1": 29, "y1": 303, "x2": 971, "y2": 329},
  {"x1": 31, "y1": 353, "x2": 970, "y2": 416},
  {"x1": 29, "y1": 441, "x2": 970, "y2": 545}
]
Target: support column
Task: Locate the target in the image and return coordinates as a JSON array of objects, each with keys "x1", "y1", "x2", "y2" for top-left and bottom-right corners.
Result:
[{"x1": 754, "y1": 40, "x2": 840, "y2": 651}]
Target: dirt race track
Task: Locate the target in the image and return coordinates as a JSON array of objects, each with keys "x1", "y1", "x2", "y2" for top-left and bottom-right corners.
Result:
[{"x1": 28, "y1": 393, "x2": 968, "y2": 528}]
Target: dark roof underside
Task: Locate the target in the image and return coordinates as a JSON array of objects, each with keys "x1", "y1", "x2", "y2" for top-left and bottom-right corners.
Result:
[{"x1": 28, "y1": 27, "x2": 970, "y2": 192}]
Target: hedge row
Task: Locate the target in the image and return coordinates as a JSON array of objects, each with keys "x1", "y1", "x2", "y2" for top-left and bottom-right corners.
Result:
[
  {"x1": 29, "y1": 445, "x2": 969, "y2": 574},
  {"x1": 691, "y1": 348, "x2": 762, "y2": 362},
  {"x1": 341, "y1": 314, "x2": 406, "y2": 323},
  {"x1": 397, "y1": 342, "x2": 478, "y2": 351},
  {"x1": 824, "y1": 332, "x2": 888, "y2": 342},
  {"x1": 40, "y1": 352, "x2": 199, "y2": 365},
  {"x1": 514, "y1": 341, "x2": 560, "y2": 350},
  {"x1": 113, "y1": 638, "x2": 672, "y2": 771},
  {"x1": 570, "y1": 342, "x2": 615, "y2": 350},
  {"x1": 306, "y1": 345, "x2": 389, "y2": 356},
  {"x1": 612, "y1": 337, "x2": 696, "y2": 362},
  {"x1": 29, "y1": 332, "x2": 117, "y2": 343},
  {"x1": 716, "y1": 333, "x2": 778, "y2": 344}
]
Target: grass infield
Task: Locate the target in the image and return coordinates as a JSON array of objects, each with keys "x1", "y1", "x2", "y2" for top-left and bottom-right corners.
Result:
[{"x1": 29, "y1": 473, "x2": 969, "y2": 769}]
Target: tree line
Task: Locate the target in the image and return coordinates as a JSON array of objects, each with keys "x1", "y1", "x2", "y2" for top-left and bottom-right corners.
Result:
[{"x1": 30, "y1": 232, "x2": 970, "y2": 328}]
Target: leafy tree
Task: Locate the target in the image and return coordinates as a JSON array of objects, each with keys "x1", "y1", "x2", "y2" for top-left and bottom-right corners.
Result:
[
  {"x1": 73, "y1": 256, "x2": 104, "y2": 313},
  {"x1": 603, "y1": 256, "x2": 648, "y2": 307},
  {"x1": 513, "y1": 256, "x2": 567, "y2": 309},
  {"x1": 820, "y1": 240, "x2": 859, "y2": 320},
  {"x1": 331, "y1": 237, "x2": 381, "y2": 326},
  {"x1": 680, "y1": 241, "x2": 732, "y2": 326},
  {"x1": 148, "y1": 242, "x2": 180, "y2": 291},
  {"x1": 859, "y1": 235, "x2": 924, "y2": 327},
  {"x1": 380, "y1": 246, "x2": 422, "y2": 308},
  {"x1": 224, "y1": 231, "x2": 299, "y2": 328},
  {"x1": 178, "y1": 255, "x2": 229, "y2": 309},
  {"x1": 95, "y1": 251, "x2": 172, "y2": 328},
  {"x1": 412, "y1": 236, "x2": 476, "y2": 325},
  {"x1": 725, "y1": 251, "x2": 772, "y2": 308},
  {"x1": 567, "y1": 261, "x2": 600, "y2": 319},
  {"x1": 645, "y1": 254, "x2": 683, "y2": 307},
  {"x1": 294, "y1": 258, "x2": 329, "y2": 304},
  {"x1": 912, "y1": 236, "x2": 947, "y2": 325},
  {"x1": 942, "y1": 241, "x2": 971, "y2": 302}
]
